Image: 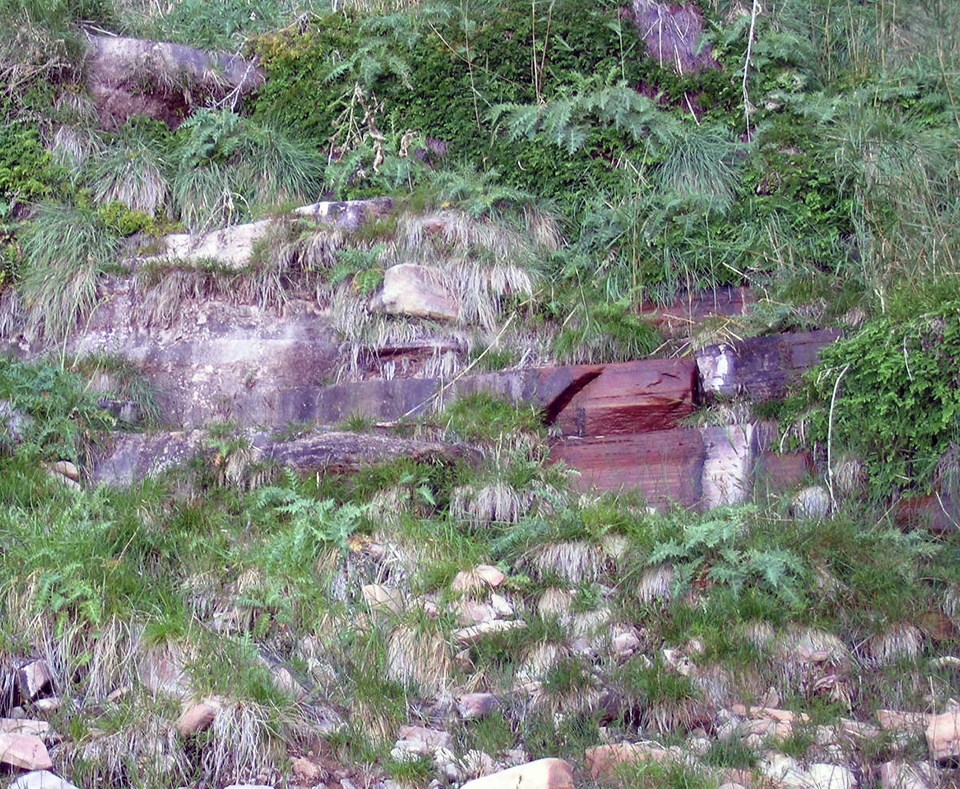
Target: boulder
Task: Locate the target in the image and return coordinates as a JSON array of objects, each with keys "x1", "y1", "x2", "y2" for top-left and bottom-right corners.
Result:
[
  {"x1": 640, "y1": 286, "x2": 752, "y2": 337},
  {"x1": 701, "y1": 424, "x2": 754, "y2": 508},
  {"x1": 878, "y1": 761, "x2": 935, "y2": 789},
  {"x1": 84, "y1": 33, "x2": 264, "y2": 129},
  {"x1": 0, "y1": 400, "x2": 32, "y2": 446},
  {"x1": 0, "y1": 720, "x2": 50, "y2": 738},
  {"x1": 792, "y1": 486, "x2": 831, "y2": 520},
  {"x1": 0, "y1": 733, "x2": 54, "y2": 771},
  {"x1": 93, "y1": 429, "x2": 471, "y2": 485},
  {"x1": 460, "y1": 758, "x2": 575, "y2": 789},
  {"x1": 373, "y1": 264, "x2": 460, "y2": 321}
]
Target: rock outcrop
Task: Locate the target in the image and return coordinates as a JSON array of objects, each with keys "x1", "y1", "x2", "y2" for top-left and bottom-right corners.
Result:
[{"x1": 84, "y1": 33, "x2": 265, "y2": 129}]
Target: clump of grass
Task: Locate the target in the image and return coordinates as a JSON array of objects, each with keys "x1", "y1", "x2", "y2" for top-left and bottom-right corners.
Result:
[{"x1": 19, "y1": 202, "x2": 118, "y2": 341}]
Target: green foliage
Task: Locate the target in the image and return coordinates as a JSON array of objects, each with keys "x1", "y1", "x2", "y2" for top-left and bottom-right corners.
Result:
[
  {"x1": 785, "y1": 301, "x2": 960, "y2": 495},
  {"x1": 0, "y1": 356, "x2": 112, "y2": 463},
  {"x1": 170, "y1": 109, "x2": 325, "y2": 229},
  {"x1": 141, "y1": 0, "x2": 303, "y2": 51},
  {"x1": 645, "y1": 507, "x2": 806, "y2": 607},
  {"x1": 442, "y1": 392, "x2": 545, "y2": 444},
  {"x1": 0, "y1": 125, "x2": 65, "y2": 211}
]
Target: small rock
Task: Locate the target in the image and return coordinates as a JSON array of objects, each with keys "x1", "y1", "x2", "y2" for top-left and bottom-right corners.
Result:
[
  {"x1": 373, "y1": 264, "x2": 459, "y2": 321},
  {"x1": 454, "y1": 620, "x2": 526, "y2": 646},
  {"x1": 8, "y1": 771, "x2": 79, "y2": 789},
  {"x1": 456, "y1": 599, "x2": 497, "y2": 626},
  {"x1": 584, "y1": 742, "x2": 672, "y2": 780},
  {"x1": 475, "y1": 565, "x2": 506, "y2": 587},
  {"x1": 362, "y1": 584, "x2": 405, "y2": 615},
  {"x1": 18, "y1": 661, "x2": 54, "y2": 700},
  {"x1": 0, "y1": 719, "x2": 50, "y2": 738},
  {"x1": 30, "y1": 699, "x2": 61, "y2": 713},
  {"x1": 176, "y1": 701, "x2": 218, "y2": 737},
  {"x1": 878, "y1": 760, "x2": 936, "y2": 789},
  {"x1": 0, "y1": 733, "x2": 54, "y2": 770},
  {"x1": 612, "y1": 628, "x2": 641, "y2": 659},
  {"x1": 395, "y1": 725, "x2": 454, "y2": 757},
  {"x1": 490, "y1": 593, "x2": 514, "y2": 618},
  {"x1": 460, "y1": 758, "x2": 575, "y2": 789},
  {"x1": 805, "y1": 763, "x2": 857, "y2": 789},
  {"x1": 792, "y1": 486, "x2": 831, "y2": 520},
  {"x1": 291, "y1": 756, "x2": 325, "y2": 784},
  {"x1": 926, "y1": 710, "x2": 960, "y2": 761},
  {"x1": 877, "y1": 709, "x2": 929, "y2": 733},
  {"x1": 458, "y1": 693, "x2": 499, "y2": 720},
  {"x1": 50, "y1": 461, "x2": 79, "y2": 481}
]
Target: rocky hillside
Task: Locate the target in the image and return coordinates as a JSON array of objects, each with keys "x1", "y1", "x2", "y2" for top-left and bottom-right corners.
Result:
[{"x1": 1, "y1": 0, "x2": 960, "y2": 788}]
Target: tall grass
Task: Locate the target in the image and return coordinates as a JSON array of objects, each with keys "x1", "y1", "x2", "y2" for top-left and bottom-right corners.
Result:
[{"x1": 19, "y1": 202, "x2": 118, "y2": 341}]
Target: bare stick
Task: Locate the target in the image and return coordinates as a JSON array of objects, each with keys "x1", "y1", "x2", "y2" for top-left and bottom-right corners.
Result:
[{"x1": 742, "y1": 0, "x2": 761, "y2": 138}]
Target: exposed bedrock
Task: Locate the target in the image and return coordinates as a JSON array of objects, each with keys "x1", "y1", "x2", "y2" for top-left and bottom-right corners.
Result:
[
  {"x1": 93, "y1": 429, "x2": 473, "y2": 486},
  {"x1": 84, "y1": 33, "x2": 265, "y2": 129}
]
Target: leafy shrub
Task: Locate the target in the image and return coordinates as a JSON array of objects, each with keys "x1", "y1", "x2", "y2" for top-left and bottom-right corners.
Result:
[
  {"x1": 0, "y1": 125, "x2": 66, "y2": 211},
  {"x1": 785, "y1": 301, "x2": 960, "y2": 497},
  {"x1": 0, "y1": 356, "x2": 112, "y2": 462}
]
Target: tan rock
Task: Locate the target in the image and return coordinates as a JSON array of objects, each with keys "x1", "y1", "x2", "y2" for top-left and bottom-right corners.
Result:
[
  {"x1": 0, "y1": 733, "x2": 54, "y2": 770},
  {"x1": 374, "y1": 264, "x2": 460, "y2": 321},
  {"x1": 460, "y1": 758, "x2": 575, "y2": 788},
  {"x1": 584, "y1": 742, "x2": 671, "y2": 780},
  {"x1": 291, "y1": 756, "x2": 324, "y2": 784},
  {"x1": 475, "y1": 564, "x2": 506, "y2": 587},
  {"x1": 454, "y1": 620, "x2": 526, "y2": 646},
  {"x1": 458, "y1": 693, "x2": 499, "y2": 720},
  {"x1": 926, "y1": 710, "x2": 960, "y2": 761},
  {"x1": 0, "y1": 719, "x2": 50, "y2": 738},
  {"x1": 51, "y1": 461, "x2": 80, "y2": 481},
  {"x1": 176, "y1": 701, "x2": 217, "y2": 737},
  {"x1": 361, "y1": 584, "x2": 405, "y2": 615},
  {"x1": 456, "y1": 599, "x2": 497, "y2": 626},
  {"x1": 877, "y1": 709, "x2": 929, "y2": 733},
  {"x1": 878, "y1": 760, "x2": 935, "y2": 789}
]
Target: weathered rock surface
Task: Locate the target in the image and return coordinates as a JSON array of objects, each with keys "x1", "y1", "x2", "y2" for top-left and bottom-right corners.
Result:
[
  {"x1": 554, "y1": 359, "x2": 698, "y2": 437},
  {"x1": 176, "y1": 700, "x2": 218, "y2": 737},
  {"x1": 0, "y1": 720, "x2": 50, "y2": 738},
  {"x1": 551, "y1": 428, "x2": 706, "y2": 507},
  {"x1": 878, "y1": 760, "x2": 936, "y2": 788},
  {"x1": 698, "y1": 330, "x2": 841, "y2": 402},
  {"x1": 0, "y1": 733, "x2": 54, "y2": 771},
  {"x1": 138, "y1": 199, "x2": 395, "y2": 270},
  {"x1": 372, "y1": 264, "x2": 460, "y2": 321},
  {"x1": 641, "y1": 286, "x2": 752, "y2": 337},
  {"x1": 94, "y1": 429, "x2": 470, "y2": 485},
  {"x1": 628, "y1": 0, "x2": 720, "y2": 73},
  {"x1": 84, "y1": 34, "x2": 264, "y2": 129},
  {"x1": 701, "y1": 424, "x2": 754, "y2": 508},
  {"x1": 460, "y1": 758, "x2": 575, "y2": 789}
]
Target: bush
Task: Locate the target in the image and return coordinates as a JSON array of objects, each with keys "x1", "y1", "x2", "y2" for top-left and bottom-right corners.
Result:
[{"x1": 785, "y1": 301, "x2": 960, "y2": 497}]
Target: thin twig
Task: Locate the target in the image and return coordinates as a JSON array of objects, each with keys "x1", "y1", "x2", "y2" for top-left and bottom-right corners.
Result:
[
  {"x1": 827, "y1": 363, "x2": 851, "y2": 511},
  {"x1": 742, "y1": 0, "x2": 761, "y2": 138}
]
